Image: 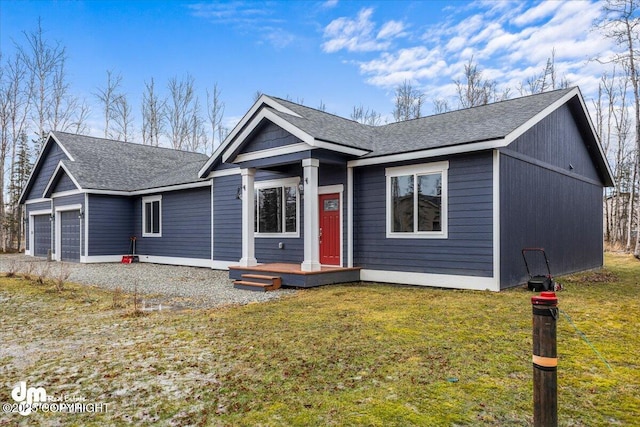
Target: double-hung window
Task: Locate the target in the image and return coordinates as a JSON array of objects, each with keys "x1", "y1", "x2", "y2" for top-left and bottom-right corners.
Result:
[
  {"x1": 386, "y1": 161, "x2": 448, "y2": 238},
  {"x1": 142, "y1": 195, "x2": 162, "y2": 237},
  {"x1": 255, "y1": 178, "x2": 299, "y2": 237}
]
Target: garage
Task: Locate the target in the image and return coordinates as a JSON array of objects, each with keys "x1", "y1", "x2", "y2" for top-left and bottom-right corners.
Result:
[
  {"x1": 59, "y1": 210, "x2": 81, "y2": 261},
  {"x1": 32, "y1": 214, "x2": 52, "y2": 257}
]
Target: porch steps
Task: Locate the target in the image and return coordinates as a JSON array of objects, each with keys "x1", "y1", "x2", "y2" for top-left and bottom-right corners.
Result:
[{"x1": 233, "y1": 274, "x2": 282, "y2": 292}]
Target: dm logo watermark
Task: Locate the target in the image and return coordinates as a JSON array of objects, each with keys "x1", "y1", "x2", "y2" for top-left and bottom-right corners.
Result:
[
  {"x1": 3, "y1": 381, "x2": 108, "y2": 416},
  {"x1": 10, "y1": 381, "x2": 46, "y2": 416}
]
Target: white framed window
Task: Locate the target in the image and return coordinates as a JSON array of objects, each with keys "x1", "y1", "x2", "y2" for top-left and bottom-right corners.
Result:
[
  {"x1": 386, "y1": 161, "x2": 449, "y2": 239},
  {"x1": 255, "y1": 178, "x2": 299, "y2": 238},
  {"x1": 142, "y1": 195, "x2": 162, "y2": 237}
]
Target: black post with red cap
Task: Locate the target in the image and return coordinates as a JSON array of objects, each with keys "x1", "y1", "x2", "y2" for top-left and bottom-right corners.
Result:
[{"x1": 532, "y1": 291, "x2": 558, "y2": 427}]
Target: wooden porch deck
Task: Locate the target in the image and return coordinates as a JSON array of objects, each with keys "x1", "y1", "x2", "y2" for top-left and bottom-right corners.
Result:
[{"x1": 229, "y1": 263, "x2": 361, "y2": 288}]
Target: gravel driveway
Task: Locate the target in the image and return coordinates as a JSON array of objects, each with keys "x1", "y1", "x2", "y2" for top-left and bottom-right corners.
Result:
[{"x1": 0, "y1": 254, "x2": 295, "y2": 309}]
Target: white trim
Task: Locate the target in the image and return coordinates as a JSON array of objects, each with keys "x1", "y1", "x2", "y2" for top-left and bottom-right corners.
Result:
[
  {"x1": 199, "y1": 95, "x2": 305, "y2": 176},
  {"x1": 212, "y1": 259, "x2": 236, "y2": 270},
  {"x1": 75, "y1": 180, "x2": 212, "y2": 197},
  {"x1": 312, "y1": 140, "x2": 370, "y2": 157},
  {"x1": 223, "y1": 109, "x2": 315, "y2": 163},
  {"x1": 233, "y1": 142, "x2": 312, "y2": 163},
  {"x1": 136, "y1": 255, "x2": 213, "y2": 268},
  {"x1": 493, "y1": 150, "x2": 501, "y2": 291},
  {"x1": 348, "y1": 139, "x2": 501, "y2": 168},
  {"x1": 54, "y1": 204, "x2": 82, "y2": 262},
  {"x1": 301, "y1": 159, "x2": 321, "y2": 271},
  {"x1": 208, "y1": 168, "x2": 241, "y2": 178},
  {"x1": 385, "y1": 161, "x2": 449, "y2": 239},
  {"x1": 42, "y1": 162, "x2": 81, "y2": 198},
  {"x1": 28, "y1": 209, "x2": 52, "y2": 216},
  {"x1": 360, "y1": 269, "x2": 500, "y2": 292},
  {"x1": 255, "y1": 176, "x2": 300, "y2": 189},
  {"x1": 502, "y1": 87, "x2": 578, "y2": 146},
  {"x1": 28, "y1": 209, "x2": 52, "y2": 256},
  {"x1": 25, "y1": 250, "x2": 32, "y2": 256},
  {"x1": 51, "y1": 189, "x2": 83, "y2": 198},
  {"x1": 254, "y1": 177, "x2": 301, "y2": 238},
  {"x1": 318, "y1": 184, "x2": 344, "y2": 195},
  {"x1": 80, "y1": 255, "x2": 123, "y2": 263},
  {"x1": 214, "y1": 179, "x2": 215, "y2": 268},
  {"x1": 347, "y1": 166, "x2": 353, "y2": 268},
  {"x1": 25, "y1": 198, "x2": 51, "y2": 205},
  {"x1": 318, "y1": 186, "x2": 344, "y2": 267},
  {"x1": 49, "y1": 132, "x2": 75, "y2": 161},
  {"x1": 142, "y1": 195, "x2": 162, "y2": 237},
  {"x1": 84, "y1": 193, "x2": 89, "y2": 258},
  {"x1": 19, "y1": 132, "x2": 74, "y2": 204},
  {"x1": 239, "y1": 168, "x2": 257, "y2": 267}
]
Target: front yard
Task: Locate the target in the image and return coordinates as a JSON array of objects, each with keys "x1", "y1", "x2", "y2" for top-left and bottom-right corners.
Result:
[{"x1": 0, "y1": 253, "x2": 638, "y2": 426}]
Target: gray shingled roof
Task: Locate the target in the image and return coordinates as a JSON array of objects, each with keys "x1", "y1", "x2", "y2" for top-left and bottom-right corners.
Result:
[
  {"x1": 54, "y1": 132, "x2": 209, "y2": 192},
  {"x1": 269, "y1": 88, "x2": 574, "y2": 157}
]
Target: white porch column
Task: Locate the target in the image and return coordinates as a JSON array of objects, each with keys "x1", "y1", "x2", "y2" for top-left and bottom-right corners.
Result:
[
  {"x1": 301, "y1": 158, "x2": 321, "y2": 272},
  {"x1": 239, "y1": 168, "x2": 257, "y2": 267}
]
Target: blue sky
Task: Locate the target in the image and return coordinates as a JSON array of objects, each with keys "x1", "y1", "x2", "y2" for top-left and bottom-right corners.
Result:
[{"x1": 0, "y1": 0, "x2": 617, "y2": 146}]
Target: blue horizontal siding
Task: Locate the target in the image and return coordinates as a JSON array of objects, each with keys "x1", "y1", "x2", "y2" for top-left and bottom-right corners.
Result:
[
  {"x1": 242, "y1": 121, "x2": 302, "y2": 153},
  {"x1": 26, "y1": 142, "x2": 68, "y2": 200},
  {"x1": 134, "y1": 187, "x2": 211, "y2": 259},
  {"x1": 88, "y1": 195, "x2": 134, "y2": 256},
  {"x1": 353, "y1": 153, "x2": 494, "y2": 277},
  {"x1": 52, "y1": 171, "x2": 78, "y2": 193},
  {"x1": 213, "y1": 175, "x2": 242, "y2": 261}
]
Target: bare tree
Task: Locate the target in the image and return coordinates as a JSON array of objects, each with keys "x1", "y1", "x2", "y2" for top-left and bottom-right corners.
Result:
[
  {"x1": 393, "y1": 80, "x2": 424, "y2": 121},
  {"x1": 185, "y1": 96, "x2": 207, "y2": 152},
  {"x1": 18, "y1": 18, "x2": 65, "y2": 146},
  {"x1": 141, "y1": 77, "x2": 165, "y2": 147},
  {"x1": 455, "y1": 57, "x2": 498, "y2": 108},
  {"x1": 519, "y1": 49, "x2": 571, "y2": 95},
  {"x1": 206, "y1": 83, "x2": 225, "y2": 154},
  {"x1": 111, "y1": 94, "x2": 133, "y2": 141},
  {"x1": 165, "y1": 74, "x2": 197, "y2": 150},
  {"x1": 94, "y1": 69, "x2": 123, "y2": 138},
  {"x1": 351, "y1": 104, "x2": 382, "y2": 125},
  {"x1": 432, "y1": 98, "x2": 451, "y2": 114},
  {"x1": 597, "y1": 0, "x2": 640, "y2": 257}
]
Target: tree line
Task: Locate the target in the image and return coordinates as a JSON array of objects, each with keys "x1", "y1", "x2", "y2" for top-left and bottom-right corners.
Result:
[{"x1": 1, "y1": 0, "x2": 639, "y2": 256}]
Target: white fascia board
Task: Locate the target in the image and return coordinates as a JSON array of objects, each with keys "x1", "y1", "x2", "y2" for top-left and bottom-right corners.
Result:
[
  {"x1": 223, "y1": 109, "x2": 315, "y2": 163},
  {"x1": 208, "y1": 168, "x2": 241, "y2": 178},
  {"x1": 492, "y1": 150, "x2": 501, "y2": 291},
  {"x1": 79, "y1": 180, "x2": 212, "y2": 197},
  {"x1": 42, "y1": 161, "x2": 82, "y2": 198},
  {"x1": 198, "y1": 96, "x2": 302, "y2": 178},
  {"x1": 313, "y1": 139, "x2": 370, "y2": 157},
  {"x1": 574, "y1": 88, "x2": 615, "y2": 184},
  {"x1": 25, "y1": 198, "x2": 51, "y2": 205},
  {"x1": 360, "y1": 269, "x2": 500, "y2": 292},
  {"x1": 502, "y1": 87, "x2": 579, "y2": 147},
  {"x1": 233, "y1": 142, "x2": 312, "y2": 163},
  {"x1": 348, "y1": 139, "x2": 503, "y2": 168},
  {"x1": 54, "y1": 203, "x2": 82, "y2": 212}
]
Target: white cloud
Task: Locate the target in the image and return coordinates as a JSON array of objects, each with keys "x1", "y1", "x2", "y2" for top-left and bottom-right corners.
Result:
[
  {"x1": 322, "y1": 0, "x2": 621, "y2": 109},
  {"x1": 377, "y1": 20, "x2": 406, "y2": 40},
  {"x1": 321, "y1": 0, "x2": 339, "y2": 9},
  {"x1": 511, "y1": 0, "x2": 563, "y2": 26},
  {"x1": 322, "y1": 8, "x2": 407, "y2": 53}
]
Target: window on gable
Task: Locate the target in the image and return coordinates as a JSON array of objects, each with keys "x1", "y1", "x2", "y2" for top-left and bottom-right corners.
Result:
[
  {"x1": 142, "y1": 196, "x2": 162, "y2": 237},
  {"x1": 386, "y1": 162, "x2": 448, "y2": 238},
  {"x1": 255, "y1": 179, "x2": 299, "y2": 237}
]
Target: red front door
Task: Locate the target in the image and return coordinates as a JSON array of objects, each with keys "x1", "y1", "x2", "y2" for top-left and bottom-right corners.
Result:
[{"x1": 319, "y1": 193, "x2": 340, "y2": 266}]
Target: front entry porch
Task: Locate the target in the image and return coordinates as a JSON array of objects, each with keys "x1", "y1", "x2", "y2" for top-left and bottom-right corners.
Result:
[{"x1": 229, "y1": 263, "x2": 361, "y2": 288}]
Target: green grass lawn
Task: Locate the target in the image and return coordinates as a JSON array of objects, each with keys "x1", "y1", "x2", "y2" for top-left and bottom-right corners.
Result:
[{"x1": 0, "y1": 253, "x2": 638, "y2": 426}]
